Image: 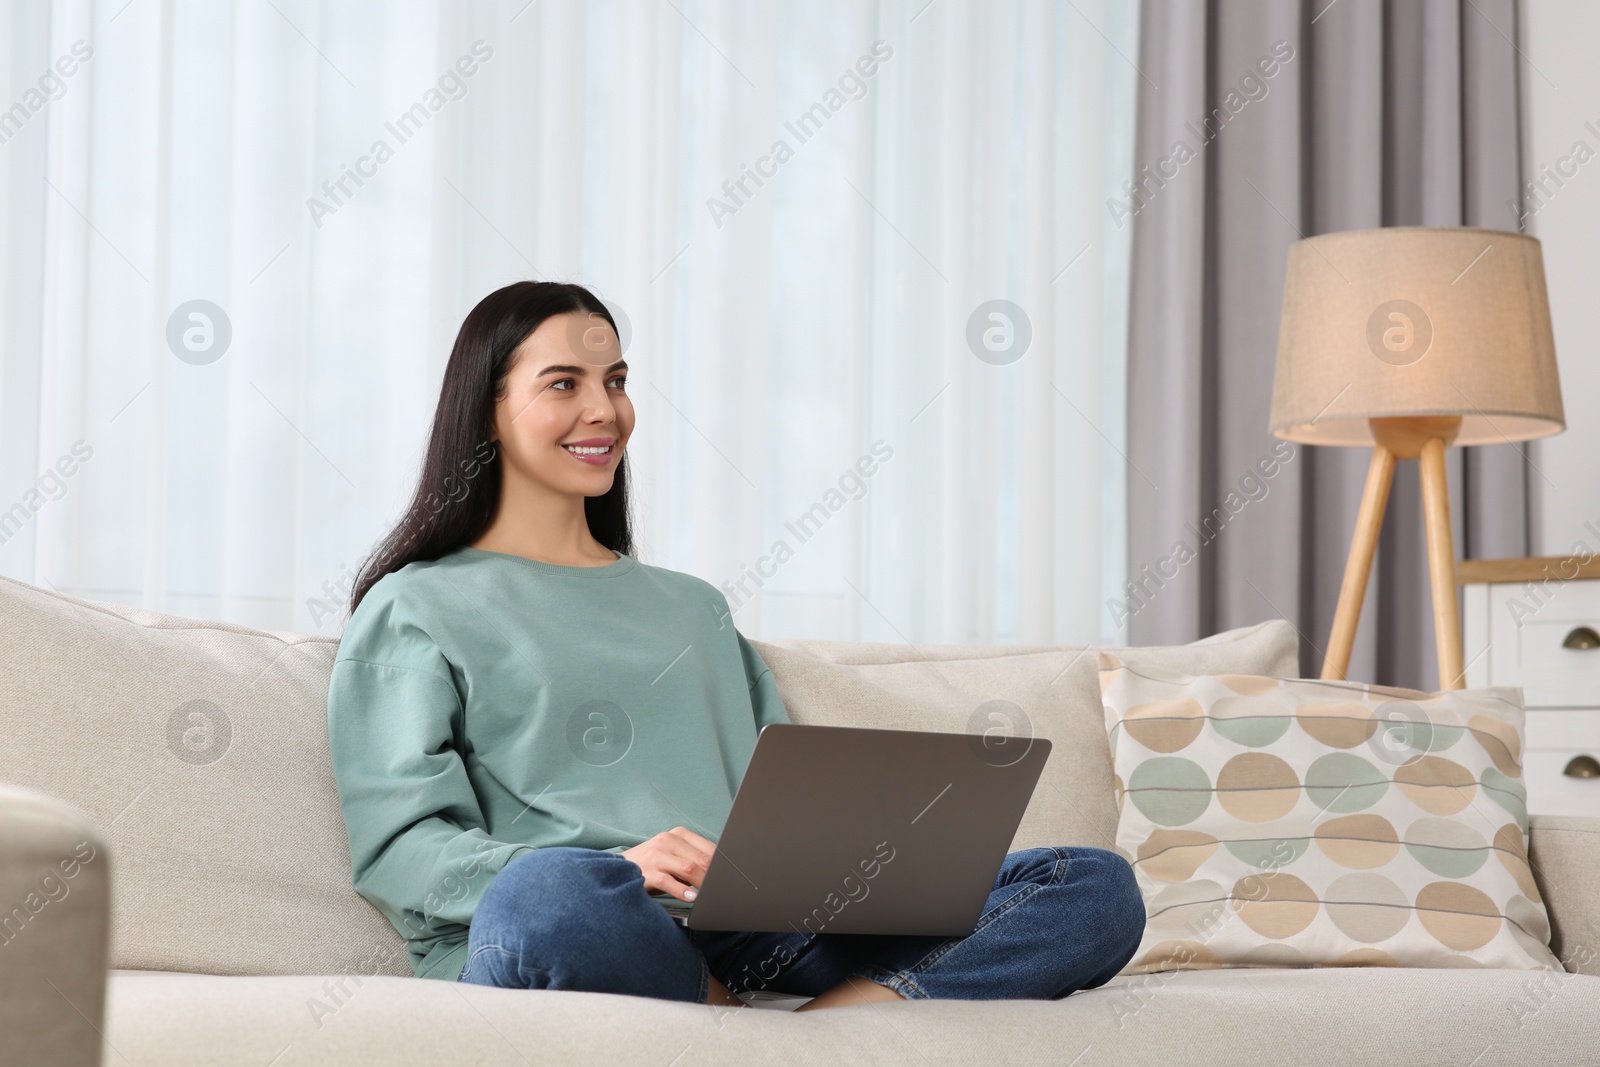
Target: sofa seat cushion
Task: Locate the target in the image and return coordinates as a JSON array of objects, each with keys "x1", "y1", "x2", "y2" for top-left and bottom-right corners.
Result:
[{"x1": 103, "y1": 966, "x2": 1599, "y2": 1066}]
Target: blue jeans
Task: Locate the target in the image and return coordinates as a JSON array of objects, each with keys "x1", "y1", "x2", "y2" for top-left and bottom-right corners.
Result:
[{"x1": 458, "y1": 845, "x2": 1145, "y2": 1002}]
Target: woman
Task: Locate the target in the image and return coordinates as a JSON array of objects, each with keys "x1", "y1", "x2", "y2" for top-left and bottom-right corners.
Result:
[{"x1": 328, "y1": 280, "x2": 1145, "y2": 1010}]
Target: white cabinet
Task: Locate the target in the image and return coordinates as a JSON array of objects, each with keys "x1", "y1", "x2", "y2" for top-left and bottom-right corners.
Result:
[{"x1": 1461, "y1": 561, "x2": 1600, "y2": 817}]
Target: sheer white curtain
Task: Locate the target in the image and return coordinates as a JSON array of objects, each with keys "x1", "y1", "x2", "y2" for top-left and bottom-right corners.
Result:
[{"x1": 0, "y1": 0, "x2": 1139, "y2": 645}]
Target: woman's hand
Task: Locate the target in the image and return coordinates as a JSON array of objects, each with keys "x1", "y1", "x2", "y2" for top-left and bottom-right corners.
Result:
[{"x1": 619, "y1": 826, "x2": 716, "y2": 902}]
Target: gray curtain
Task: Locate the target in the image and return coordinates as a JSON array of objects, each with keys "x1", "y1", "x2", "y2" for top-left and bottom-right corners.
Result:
[{"x1": 1125, "y1": 0, "x2": 1527, "y2": 690}]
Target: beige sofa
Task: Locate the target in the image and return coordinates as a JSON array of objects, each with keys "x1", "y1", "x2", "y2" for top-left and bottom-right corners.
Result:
[{"x1": 2, "y1": 573, "x2": 1597, "y2": 1066}]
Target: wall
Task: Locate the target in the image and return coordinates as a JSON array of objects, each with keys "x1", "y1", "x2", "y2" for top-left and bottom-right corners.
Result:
[{"x1": 1520, "y1": 1, "x2": 1600, "y2": 554}]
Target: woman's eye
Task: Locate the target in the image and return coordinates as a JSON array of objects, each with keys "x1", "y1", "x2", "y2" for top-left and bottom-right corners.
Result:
[{"x1": 551, "y1": 376, "x2": 625, "y2": 391}]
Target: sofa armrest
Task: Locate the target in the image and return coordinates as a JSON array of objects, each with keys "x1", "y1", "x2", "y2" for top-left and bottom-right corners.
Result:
[
  {"x1": 1529, "y1": 814, "x2": 1600, "y2": 976},
  {"x1": 0, "y1": 783, "x2": 111, "y2": 1066}
]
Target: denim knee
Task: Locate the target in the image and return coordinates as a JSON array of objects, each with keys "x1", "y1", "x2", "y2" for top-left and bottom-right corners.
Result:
[
  {"x1": 467, "y1": 847, "x2": 703, "y2": 998},
  {"x1": 1072, "y1": 847, "x2": 1146, "y2": 966},
  {"x1": 477, "y1": 846, "x2": 634, "y2": 936}
]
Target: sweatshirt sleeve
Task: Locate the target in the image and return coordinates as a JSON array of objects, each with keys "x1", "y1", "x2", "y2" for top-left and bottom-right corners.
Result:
[
  {"x1": 736, "y1": 629, "x2": 790, "y2": 733},
  {"x1": 327, "y1": 586, "x2": 534, "y2": 945}
]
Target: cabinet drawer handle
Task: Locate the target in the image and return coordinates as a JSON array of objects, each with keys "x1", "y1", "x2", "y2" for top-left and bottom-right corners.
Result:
[
  {"x1": 1561, "y1": 626, "x2": 1600, "y2": 650},
  {"x1": 1565, "y1": 754, "x2": 1600, "y2": 778}
]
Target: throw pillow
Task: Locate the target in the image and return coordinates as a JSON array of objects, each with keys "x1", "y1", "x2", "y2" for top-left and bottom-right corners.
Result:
[{"x1": 1098, "y1": 654, "x2": 1561, "y2": 973}]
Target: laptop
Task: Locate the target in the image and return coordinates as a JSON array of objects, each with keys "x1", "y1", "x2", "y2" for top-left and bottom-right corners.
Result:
[{"x1": 651, "y1": 722, "x2": 1051, "y2": 937}]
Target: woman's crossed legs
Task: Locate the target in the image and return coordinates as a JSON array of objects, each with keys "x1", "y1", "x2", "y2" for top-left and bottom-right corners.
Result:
[{"x1": 458, "y1": 845, "x2": 1145, "y2": 1004}]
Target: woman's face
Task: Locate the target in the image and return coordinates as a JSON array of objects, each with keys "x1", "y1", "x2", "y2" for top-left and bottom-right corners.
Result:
[{"x1": 489, "y1": 310, "x2": 633, "y2": 496}]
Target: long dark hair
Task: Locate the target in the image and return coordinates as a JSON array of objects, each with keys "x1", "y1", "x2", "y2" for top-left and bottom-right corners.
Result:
[{"x1": 346, "y1": 280, "x2": 636, "y2": 618}]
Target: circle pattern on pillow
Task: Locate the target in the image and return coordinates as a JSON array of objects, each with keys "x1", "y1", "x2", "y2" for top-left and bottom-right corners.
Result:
[
  {"x1": 1224, "y1": 836, "x2": 1310, "y2": 869},
  {"x1": 1480, "y1": 767, "x2": 1528, "y2": 831},
  {"x1": 1416, "y1": 882, "x2": 1501, "y2": 951},
  {"x1": 1304, "y1": 752, "x2": 1388, "y2": 811},
  {"x1": 1313, "y1": 813, "x2": 1400, "y2": 869},
  {"x1": 1493, "y1": 823, "x2": 1542, "y2": 901},
  {"x1": 1122, "y1": 697, "x2": 1206, "y2": 753},
  {"x1": 1210, "y1": 696, "x2": 1293, "y2": 747},
  {"x1": 1369, "y1": 698, "x2": 1465, "y2": 761},
  {"x1": 1394, "y1": 756, "x2": 1477, "y2": 814},
  {"x1": 1230, "y1": 872, "x2": 1319, "y2": 937},
  {"x1": 1295, "y1": 702, "x2": 1376, "y2": 748},
  {"x1": 1325, "y1": 872, "x2": 1411, "y2": 943},
  {"x1": 1217, "y1": 753, "x2": 1300, "y2": 821},
  {"x1": 1404, "y1": 817, "x2": 1489, "y2": 878},
  {"x1": 1137, "y1": 829, "x2": 1219, "y2": 882},
  {"x1": 1126, "y1": 756, "x2": 1212, "y2": 826},
  {"x1": 1096, "y1": 659, "x2": 1559, "y2": 975}
]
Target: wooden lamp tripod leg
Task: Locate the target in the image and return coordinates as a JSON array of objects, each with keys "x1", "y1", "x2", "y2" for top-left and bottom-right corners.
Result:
[
  {"x1": 1418, "y1": 436, "x2": 1465, "y2": 689},
  {"x1": 1322, "y1": 445, "x2": 1396, "y2": 680}
]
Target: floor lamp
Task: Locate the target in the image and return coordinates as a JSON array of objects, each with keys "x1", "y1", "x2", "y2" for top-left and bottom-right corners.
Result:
[{"x1": 1267, "y1": 227, "x2": 1565, "y2": 690}]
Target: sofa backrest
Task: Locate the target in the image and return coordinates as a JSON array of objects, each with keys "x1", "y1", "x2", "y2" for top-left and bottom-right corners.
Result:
[
  {"x1": 0, "y1": 576, "x2": 391, "y2": 977},
  {"x1": 756, "y1": 627, "x2": 1301, "y2": 854},
  {"x1": 0, "y1": 574, "x2": 1298, "y2": 977}
]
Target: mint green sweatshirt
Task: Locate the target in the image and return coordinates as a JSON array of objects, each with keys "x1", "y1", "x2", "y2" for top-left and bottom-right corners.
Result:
[{"x1": 326, "y1": 546, "x2": 789, "y2": 982}]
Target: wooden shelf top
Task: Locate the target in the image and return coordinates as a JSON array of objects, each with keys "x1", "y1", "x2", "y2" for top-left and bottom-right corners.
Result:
[{"x1": 1456, "y1": 555, "x2": 1600, "y2": 585}]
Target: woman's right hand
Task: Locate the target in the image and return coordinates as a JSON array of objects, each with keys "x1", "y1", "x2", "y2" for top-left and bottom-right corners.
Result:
[{"x1": 619, "y1": 826, "x2": 716, "y2": 902}]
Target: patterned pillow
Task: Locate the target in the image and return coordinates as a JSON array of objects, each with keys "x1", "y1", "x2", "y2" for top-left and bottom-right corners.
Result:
[{"x1": 1097, "y1": 654, "x2": 1561, "y2": 974}]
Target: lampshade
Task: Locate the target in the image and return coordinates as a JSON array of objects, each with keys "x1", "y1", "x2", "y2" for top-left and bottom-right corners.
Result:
[{"x1": 1269, "y1": 226, "x2": 1565, "y2": 446}]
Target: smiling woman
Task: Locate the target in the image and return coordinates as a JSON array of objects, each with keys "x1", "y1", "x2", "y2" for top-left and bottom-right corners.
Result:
[
  {"x1": 328, "y1": 279, "x2": 806, "y2": 992},
  {"x1": 327, "y1": 280, "x2": 1145, "y2": 1008},
  {"x1": 346, "y1": 280, "x2": 638, "y2": 608},
  {"x1": 463, "y1": 304, "x2": 635, "y2": 566}
]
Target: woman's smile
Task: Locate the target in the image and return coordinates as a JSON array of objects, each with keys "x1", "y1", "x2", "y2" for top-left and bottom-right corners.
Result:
[{"x1": 562, "y1": 437, "x2": 617, "y2": 465}]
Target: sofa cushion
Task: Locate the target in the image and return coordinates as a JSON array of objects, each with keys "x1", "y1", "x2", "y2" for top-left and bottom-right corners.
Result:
[
  {"x1": 0, "y1": 575, "x2": 414, "y2": 978},
  {"x1": 101, "y1": 966, "x2": 1600, "y2": 1066},
  {"x1": 1529, "y1": 815, "x2": 1600, "y2": 976},
  {"x1": 0, "y1": 573, "x2": 1294, "y2": 977}
]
